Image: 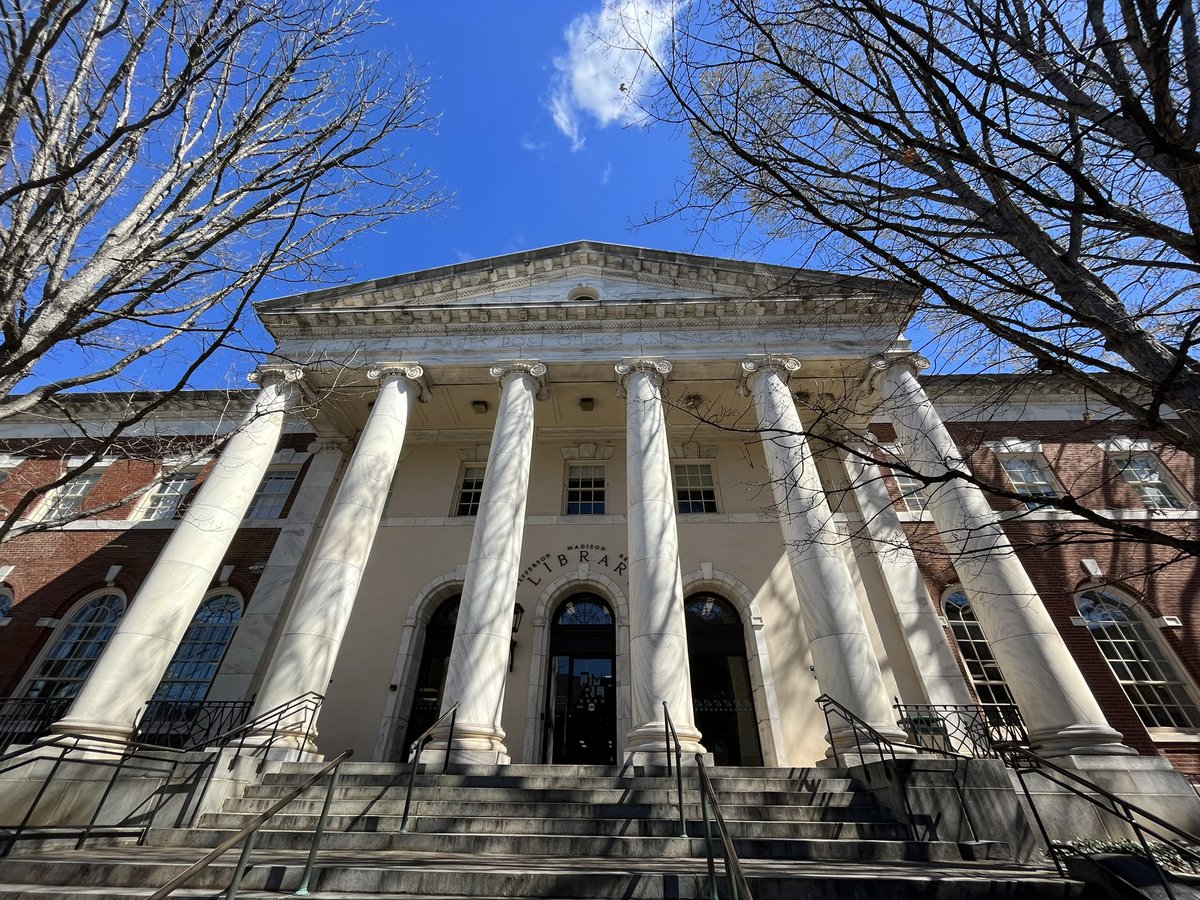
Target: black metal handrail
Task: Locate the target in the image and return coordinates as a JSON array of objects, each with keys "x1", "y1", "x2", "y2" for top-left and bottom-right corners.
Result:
[
  {"x1": 893, "y1": 700, "x2": 1028, "y2": 758},
  {"x1": 997, "y1": 741, "x2": 1200, "y2": 898},
  {"x1": 817, "y1": 694, "x2": 954, "y2": 767},
  {"x1": 661, "y1": 701, "x2": 687, "y2": 838},
  {"x1": 136, "y1": 698, "x2": 256, "y2": 750},
  {"x1": 696, "y1": 753, "x2": 753, "y2": 900},
  {"x1": 148, "y1": 748, "x2": 353, "y2": 900},
  {"x1": 400, "y1": 702, "x2": 459, "y2": 832},
  {"x1": 0, "y1": 696, "x2": 71, "y2": 751}
]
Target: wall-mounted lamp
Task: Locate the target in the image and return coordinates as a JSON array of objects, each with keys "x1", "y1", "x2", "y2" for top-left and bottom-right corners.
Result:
[
  {"x1": 471, "y1": 400, "x2": 489, "y2": 415},
  {"x1": 509, "y1": 603, "x2": 526, "y2": 672},
  {"x1": 512, "y1": 603, "x2": 525, "y2": 633},
  {"x1": 579, "y1": 397, "x2": 595, "y2": 412}
]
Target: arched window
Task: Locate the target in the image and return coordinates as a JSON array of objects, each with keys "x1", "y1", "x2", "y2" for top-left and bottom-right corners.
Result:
[
  {"x1": 943, "y1": 589, "x2": 1018, "y2": 720},
  {"x1": 153, "y1": 592, "x2": 243, "y2": 702},
  {"x1": 1077, "y1": 589, "x2": 1200, "y2": 729},
  {"x1": 402, "y1": 594, "x2": 461, "y2": 753},
  {"x1": 0, "y1": 585, "x2": 12, "y2": 620},
  {"x1": 23, "y1": 591, "x2": 126, "y2": 699}
]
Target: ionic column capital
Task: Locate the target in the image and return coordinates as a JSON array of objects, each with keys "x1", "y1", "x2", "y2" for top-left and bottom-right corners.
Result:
[
  {"x1": 367, "y1": 362, "x2": 431, "y2": 403},
  {"x1": 864, "y1": 351, "x2": 930, "y2": 393},
  {"x1": 307, "y1": 436, "x2": 352, "y2": 455},
  {"x1": 736, "y1": 355, "x2": 801, "y2": 397},
  {"x1": 614, "y1": 358, "x2": 672, "y2": 398},
  {"x1": 248, "y1": 362, "x2": 306, "y2": 386},
  {"x1": 489, "y1": 360, "x2": 549, "y2": 400}
]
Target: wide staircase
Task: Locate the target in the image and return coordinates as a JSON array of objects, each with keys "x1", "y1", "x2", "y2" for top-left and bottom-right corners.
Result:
[{"x1": 0, "y1": 762, "x2": 1090, "y2": 899}]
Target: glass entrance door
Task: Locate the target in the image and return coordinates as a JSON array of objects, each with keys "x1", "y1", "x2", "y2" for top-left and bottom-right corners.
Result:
[{"x1": 544, "y1": 595, "x2": 617, "y2": 764}]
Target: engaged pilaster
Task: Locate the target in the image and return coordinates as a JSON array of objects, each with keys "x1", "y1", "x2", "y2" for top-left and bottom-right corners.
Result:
[
  {"x1": 738, "y1": 356, "x2": 908, "y2": 757},
  {"x1": 617, "y1": 358, "x2": 706, "y2": 764},
  {"x1": 422, "y1": 361, "x2": 547, "y2": 766},
  {"x1": 250, "y1": 363, "x2": 428, "y2": 751},
  {"x1": 868, "y1": 352, "x2": 1131, "y2": 756},
  {"x1": 53, "y1": 364, "x2": 306, "y2": 743}
]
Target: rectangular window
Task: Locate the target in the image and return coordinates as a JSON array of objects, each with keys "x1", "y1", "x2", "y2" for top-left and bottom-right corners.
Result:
[
  {"x1": 892, "y1": 473, "x2": 928, "y2": 512},
  {"x1": 247, "y1": 470, "x2": 297, "y2": 519},
  {"x1": 43, "y1": 473, "x2": 102, "y2": 520},
  {"x1": 1117, "y1": 455, "x2": 1187, "y2": 510},
  {"x1": 142, "y1": 472, "x2": 196, "y2": 521},
  {"x1": 454, "y1": 465, "x2": 486, "y2": 516},
  {"x1": 999, "y1": 456, "x2": 1059, "y2": 509},
  {"x1": 675, "y1": 463, "x2": 718, "y2": 513},
  {"x1": 565, "y1": 464, "x2": 605, "y2": 514}
]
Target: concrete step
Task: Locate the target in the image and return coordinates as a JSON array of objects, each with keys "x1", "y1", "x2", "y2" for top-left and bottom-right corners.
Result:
[
  {"x1": 238, "y1": 784, "x2": 869, "y2": 807},
  {"x1": 0, "y1": 850, "x2": 1089, "y2": 899},
  {"x1": 223, "y1": 797, "x2": 888, "y2": 822},
  {"x1": 190, "y1": 812, "x2": 911, "y2": 839},
  {"x1": 144, "y1": 827, "x2": 1002, "y2": 862},
  {"x1": 269, "y1": 762, "x2": 841, "y2": 780},
  {"x1": 259, "y1": 772, "x2": 854, "y2": 792}
]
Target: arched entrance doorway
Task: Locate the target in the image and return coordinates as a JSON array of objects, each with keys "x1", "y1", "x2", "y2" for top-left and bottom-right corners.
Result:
[
  {"x1": 401, "y1": 595, "x2": 459, "y2": 757},
  {"x1": 686, "y1": 592, "x2": 764, "y2": 766},
  {"x1": 544, "y1": 594, "x2": 616, "y2": 764}
]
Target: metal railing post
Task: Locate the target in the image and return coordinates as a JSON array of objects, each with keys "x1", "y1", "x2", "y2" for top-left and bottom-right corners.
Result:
[
  {"x1": 294, "y1": 760, "x2": 345, "y2": 896},
  {"x1": 223, "y1": 828, "x2": 259, "y2": 900},
  {"x1": 699, "y1": 772, "x2": 718, "y2": 900}
]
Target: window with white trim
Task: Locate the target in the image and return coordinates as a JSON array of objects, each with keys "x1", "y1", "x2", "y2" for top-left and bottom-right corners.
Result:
[
  {"x1": 454, "y1": 465, "x2": 486, "y2": 516},
  {"x1": 1077, "y1": 589, "x2": 1200, "y2": 729},
  {"x1": 1116, "y1": 455, "x2": 1188, "y2": 511},
  {"x1": 892, "y1": 472, "x2": 928, "y2": 512},
  {"x1": 0, "y1": 587, "x2": 12, "y2": 620},
  {"x1": 22, "y1": 591, "x2": 126, "y2": 699},
  {"x1": 153, "y1": 592, "x2": 242, "y2": 702},
  {"x1": 998, "y1": 455, "x2": 1060, "y2": 509},
  {"x1": 565, "y1": 464, "x2": 606, "y2": 514},
  {"x1": 943, "y1": 589, "x2": 1019, "y2": 722},
  {"x1": 247, "y1": 469, "x2": 297, "y2": 519},
  {"x1": 675, "y1": 463, "x2": 718, "y2": 513},
  {"x1": 41, "y1": 472, "x2": 102, "y2": 520},
  {"x1": 141, "y1": 472, "x2": 197, "y2": 521}
]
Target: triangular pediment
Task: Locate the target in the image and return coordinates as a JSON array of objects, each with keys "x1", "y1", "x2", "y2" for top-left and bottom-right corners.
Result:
[{"x1": 257, "y1": 240, "x2": 910, "y2": 315}]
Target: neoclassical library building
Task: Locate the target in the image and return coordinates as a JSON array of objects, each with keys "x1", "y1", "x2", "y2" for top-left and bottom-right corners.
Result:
[{"x1": 0, "y1": 241, "x2": 1197, "y2": 784}]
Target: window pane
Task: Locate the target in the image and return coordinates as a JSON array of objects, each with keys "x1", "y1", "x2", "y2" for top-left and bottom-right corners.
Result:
[
  {"x1": 143, "y1": 473, "x2": 196, "y2": 521},
  {"x1": 247, "y1": 471, "x2": 297, "y2": 519},
  {"x1": 893, "y1": 473, "x2": 927, "y2": 511},
  {"x1": 153, "y1": 594, "x2": 242, "y2": 702},
  {"x1": 566, "y1": 464, "x2": 605, "y2": 515},
  {"x1": 1118, "y1": 456, "x2": 1186, "y2": 510},
  {"x1": 675, "y1": 463, "x2": 718, "y2": 513},
  {"x1": 944, "y1": 589, "x2": 1019, "y2": 720},
  {"x1": 455, "y1": 466, "x2": 486, "y2": 516},
  {"x1": 1000, "y1": 456, "x2": 1057, "y2": 509},
  {"x1": 45, "y1": 473, "x2": 102, "y2": 520},
  {"x1": 1077, "y1": 590, "x2": 1200, "y2": 729},
  {"x1": 24, "y1": 593, "x2": 126, "y2": 699}
]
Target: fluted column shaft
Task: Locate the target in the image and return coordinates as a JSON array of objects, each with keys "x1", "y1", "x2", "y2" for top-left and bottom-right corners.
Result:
[
  {"x1": 54, "y1": 366, "x2": 302, "y2": 742},
  {"x1": 876, "y1": 357, "x2": 1129, "y2": 756},
  {"x1": 618, "y1": 359, "x2": 705, "y2": 763},
  {"x1": 424, "y1": 362, "x2": 545, "y2": 765},
  {"x1": 741, "y1": 357, "x2": 907, "y2": 752},
  {"x1": 251, "y1": 365, "x2": 425, "y2": 749}
]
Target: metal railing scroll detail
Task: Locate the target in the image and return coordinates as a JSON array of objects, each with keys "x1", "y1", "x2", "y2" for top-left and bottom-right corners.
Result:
[
  {"x1": 136, "y1": 698, "x2": 256, "y2": 750},
  {"x1": 662, "y1": 701, "x2": 687, "y2": 837},
  {"x1": 148, "y1": 748, "x2": 352, "y2": 900},
  {"x1": 696, "y1": 752, "x2": 754, "y2": 900},
  {"x1": 997, "y1": 741, "x2": 1200, "y2": 899},
  {"x1": 893, "y1": 700, "x2": 1027, "y2": 758},
  {"x1": 400, "y1": 702, "x2": 459, "y2": 832},
  {"x1": 0, "y1": 697, "x2": 71, "y2": 751}
]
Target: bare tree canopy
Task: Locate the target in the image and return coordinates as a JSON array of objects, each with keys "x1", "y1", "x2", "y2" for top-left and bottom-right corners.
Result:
[
  {"x1": 636, "y1": 0, "x2": 1200, "y2": 454},
  {"x1": 0, "y1": 0, "x2": 439, "y2": 532}
]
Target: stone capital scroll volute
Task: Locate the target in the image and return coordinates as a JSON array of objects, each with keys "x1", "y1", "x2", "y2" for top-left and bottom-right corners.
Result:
[
  {"x1": 862, "y1": 351, "x2": 930, "y2": 395},
  {"x1": 736, "y1": 355, "x2": 801, "y2": 398},
  {"x1": 489, "y1": 360, "x2": 549, "y2": 400},
  {"x1": 614, "y1": 358, "x2": 672, "y2": 399},
  {"x1": 367, "y1": 362, "x2": 432, "y2": 403}
]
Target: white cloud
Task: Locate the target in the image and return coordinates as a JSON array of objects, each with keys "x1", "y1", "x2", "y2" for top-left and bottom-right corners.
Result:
[
  {"x1": 547, "y1": 1, "x2": 679, "y2": 151},
  {"x1": 520, "y1": 135, "x2": 548, "y2": 153},
  {"x1": 601, "y1": 160, "x2": 613, "y2": 185}
]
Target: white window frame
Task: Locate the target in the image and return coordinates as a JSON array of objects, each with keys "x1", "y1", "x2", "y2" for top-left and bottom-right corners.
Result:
[
  {"x1": 152, "y1": 590, "x2": 243, "y2": 703},
  {"x1": 563, "y1": 463, "x2": 607, "y2": 515},
  {"x1": 37, "y1": 471, "x2": 103, "y2": 522},
  {"x1": 1076, "y1": 587, "x2": 1200, "y2": 732},
  {"x1": 941, "y1": 587, "x2": 1019, "y2": 719},
  {"x1": 246, "y1": 468, "x2": 299, "y2": 520},
  {"x1": 673, "y1": 462, "x2": 720, "y2": 514},
  {"x1": 20, "y1": 589, "x2": 127, "y2": 700},
  {"x1": 452, "y1": 464, "x2": 486, "y2": 517},
  {"x1": 996, "y1": 454, "x2": 1061, "y2": 510},
  {"x1": 137, "y1": 470, "x2": 199, "y2": 522},
  {"x1": 1114, "y1": 454, "x2": 1190, "y2": 512},
  {"x1": 891, "y1": 471, "x2": 928, "y2": 512}
]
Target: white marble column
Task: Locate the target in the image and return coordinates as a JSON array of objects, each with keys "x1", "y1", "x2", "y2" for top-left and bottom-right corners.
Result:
[
  {"x1": 738, "y1": 356, "x2": 909, "y2": 753},
  {"x1": 871, "y1": 353, "x2": 1131, "y2": 756},
  {"x1": 617, "y1": 359, "x2": 705, "y2": 763},
  {"x1": 422, "y1": 362, "x2": 547, "y2": 765},
  {"x1": 249, "y1": 364, "x2": 428, "y2": 750},
  {"x1": 53, "y1": 365, "x2": 305, "y2": 742},
  {"x1": 839, "y1": 449, "x2": 974, "y2": 708}
]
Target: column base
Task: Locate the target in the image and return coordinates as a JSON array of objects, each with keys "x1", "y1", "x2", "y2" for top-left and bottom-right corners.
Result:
[
  {"x1": 50, "y1": 717, "x2": 135, "y2": 748},
  {"x1": 1029, "y1": 723, "x2": 1136, "y2": 758},
  {"x1": 417, "y1": 721, "x2": 509, "y2": 767},
  {"x1": 625, "y1": 721, "x2": 706, "y2": 766}
]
